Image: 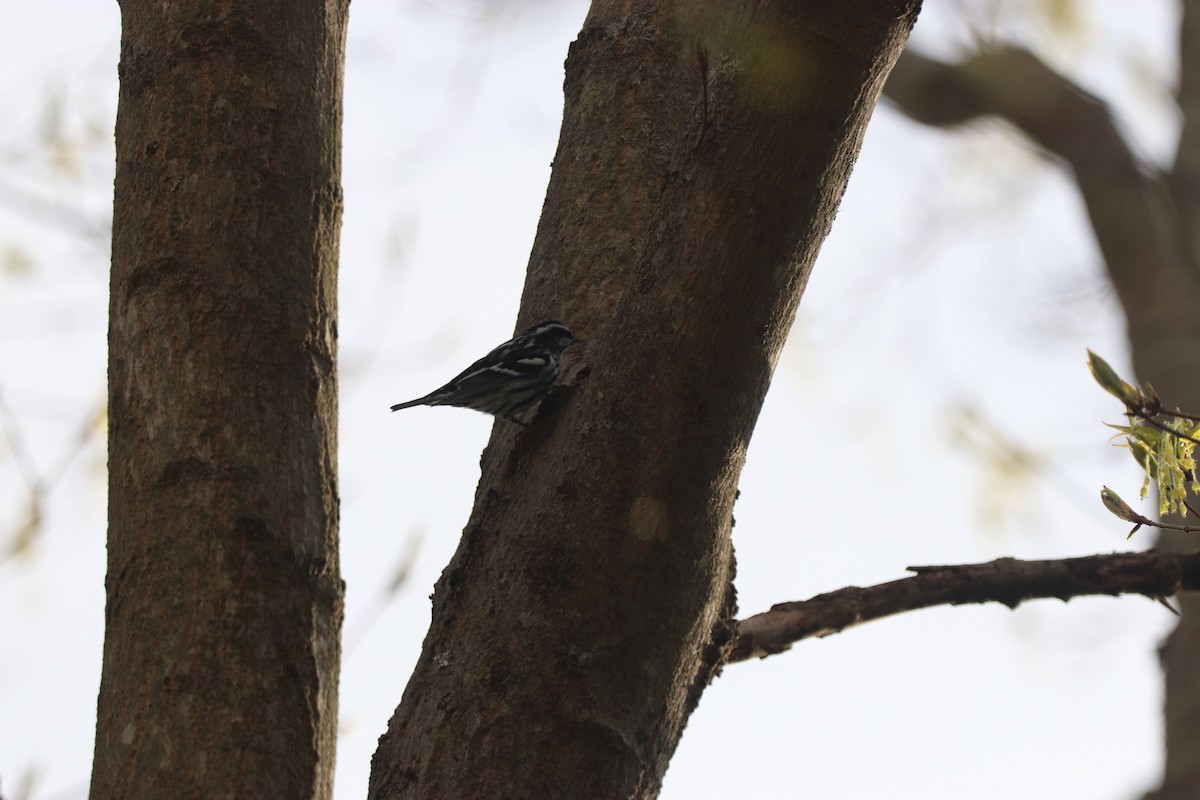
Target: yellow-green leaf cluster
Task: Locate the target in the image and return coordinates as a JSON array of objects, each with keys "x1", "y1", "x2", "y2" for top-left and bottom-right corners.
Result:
[
  {"x1": 1118, "y1": 418, "x2": 1200, "y2": 517},
  {"x1": 1090, "y1": 350, "x2": 1200, "y2": 520}
]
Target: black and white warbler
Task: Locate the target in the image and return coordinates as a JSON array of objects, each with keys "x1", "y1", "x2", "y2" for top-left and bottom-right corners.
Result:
[{"x1": 390, "y1": 320, "x2": 577, "y2": 420}]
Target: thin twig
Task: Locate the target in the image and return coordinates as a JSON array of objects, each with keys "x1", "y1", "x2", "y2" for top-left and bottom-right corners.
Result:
[
  {"x1": 1132, "y1": 409, "x2": 1200, "y2": 447},
  {"x1": 1126, "y1": 511, "x2": 1200, "y2": 534}
]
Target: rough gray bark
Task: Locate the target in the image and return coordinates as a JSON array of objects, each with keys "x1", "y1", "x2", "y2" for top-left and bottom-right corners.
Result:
[
  {"x1": 91, "y1": 2, "x2": 346, "y2": 799},
  {"x1": 883, "y1": 32, "x2": 1200, "y2": 800},
  {"x1": 367, "y1": 2, "x2": 921, "y2": 798}
]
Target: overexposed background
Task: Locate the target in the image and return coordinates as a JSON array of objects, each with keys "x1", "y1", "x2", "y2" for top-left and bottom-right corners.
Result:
[{"x1": 0, "y1": 2, "x2": 1176, "y2": 798}]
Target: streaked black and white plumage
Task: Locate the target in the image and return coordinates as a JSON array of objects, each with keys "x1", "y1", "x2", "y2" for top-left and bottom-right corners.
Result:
[{"x1": 390, "y1": 321, "x2": 576, "y2": 419}]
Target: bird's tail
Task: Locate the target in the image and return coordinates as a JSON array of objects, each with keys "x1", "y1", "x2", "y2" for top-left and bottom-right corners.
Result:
[{"x1": 390, "y1": 396, "x2": 430, "y2": 412}]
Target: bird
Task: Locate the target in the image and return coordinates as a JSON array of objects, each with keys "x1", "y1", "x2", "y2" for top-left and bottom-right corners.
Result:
[{"x1": 390, "y1": 320, "x2": 577, "y2": 420}]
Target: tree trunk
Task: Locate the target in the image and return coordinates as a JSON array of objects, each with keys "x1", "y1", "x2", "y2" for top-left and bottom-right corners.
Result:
[
  {"x1": 367, "y1": 2, "x2": 920, "y2": 798},
  {"x1": 91, "y1": 3, "x2": 346, "y2": 799}
]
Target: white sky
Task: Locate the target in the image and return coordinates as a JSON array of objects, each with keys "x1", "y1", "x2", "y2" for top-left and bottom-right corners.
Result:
[{"x1": 0, "y1": 1, "x2": 1182, "y2": 799}]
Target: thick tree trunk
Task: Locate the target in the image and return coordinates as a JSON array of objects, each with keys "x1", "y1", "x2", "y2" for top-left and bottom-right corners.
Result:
[
  {"x1": 368, "y1": 2, "x2": 920, "y2": 798},
  {"x1": 91, "y1": 3, "x2": 346, "y2": 799}
]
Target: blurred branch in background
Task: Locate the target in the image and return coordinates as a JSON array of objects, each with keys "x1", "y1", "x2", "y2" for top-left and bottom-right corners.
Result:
[
  {"x1": 883, "y1": 24, "x2": 1200, "y2": 797},
  {"x1": 343, "y1": 529, "x2": 424, "y2": 655},
  {"x1": 0, "y1": 390, "x2": 105, "y2": 563},
  {"x1": 0, "y1": 81, "x2": 112, "y2": 560}
]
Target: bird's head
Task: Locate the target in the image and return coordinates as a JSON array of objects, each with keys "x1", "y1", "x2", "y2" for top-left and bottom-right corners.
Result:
[{"x1": 523, "y1": 320, "x2": 576, "y2": 353}]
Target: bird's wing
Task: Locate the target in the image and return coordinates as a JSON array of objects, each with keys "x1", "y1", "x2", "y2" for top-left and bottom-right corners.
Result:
[{"x1": 437, "y1": 351, "x2": 550, "y2": 403}]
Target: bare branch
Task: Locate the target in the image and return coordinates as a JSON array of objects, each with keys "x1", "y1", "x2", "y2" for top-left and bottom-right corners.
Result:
[{"x1": 730, "y1": 550, "x2": 1200, "y2": 663}]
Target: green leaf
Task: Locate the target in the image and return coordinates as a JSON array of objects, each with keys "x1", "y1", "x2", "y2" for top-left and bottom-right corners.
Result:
[
  {"x1": 1087, "y1": 350, "x2": 1140, "y2": 406},
  {"x1": 1100, "y1": 486, "x2": 1138, "y2": 522}
]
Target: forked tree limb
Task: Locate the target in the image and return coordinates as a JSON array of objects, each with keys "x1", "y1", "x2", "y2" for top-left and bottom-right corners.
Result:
[
  {"x1": 883, "y1": 47, "x2": 1193, "y2": 345},
  {"x1": 730, "y1": 550, "x2": 1200, "y2": 663}
]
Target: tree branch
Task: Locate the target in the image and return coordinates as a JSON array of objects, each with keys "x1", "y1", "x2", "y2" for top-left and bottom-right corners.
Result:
[
  {"x1": 730, "y1": 550, "x2": 1200, "y2": 663},
  {"x1": 883, "y1": 47, "x2": 1195, "y2": 351}
]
